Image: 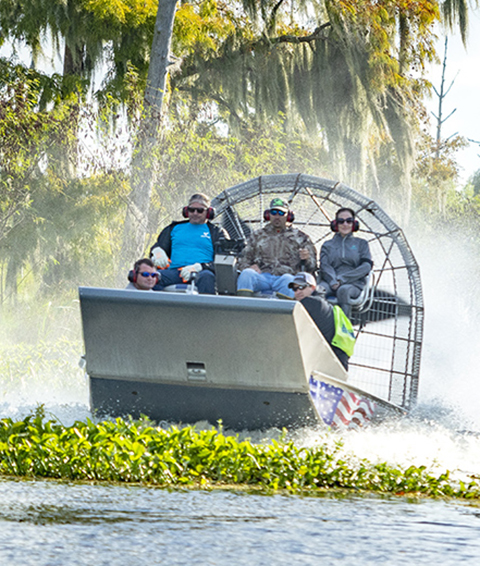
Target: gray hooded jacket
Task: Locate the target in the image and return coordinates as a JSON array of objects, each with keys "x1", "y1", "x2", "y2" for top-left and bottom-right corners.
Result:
[{"x1": 319, "y1": 233, "x2": 372, "y2": 289}]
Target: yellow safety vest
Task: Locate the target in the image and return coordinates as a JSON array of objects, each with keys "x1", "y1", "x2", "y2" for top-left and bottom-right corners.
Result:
[{"x1": 331, "y1": 305, "x2": 356, "y2": 357}]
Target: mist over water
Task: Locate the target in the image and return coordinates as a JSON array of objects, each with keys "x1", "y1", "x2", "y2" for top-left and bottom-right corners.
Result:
[
  {"x1": 412, "y1": 228, "x2": 480, "y2": 431},
  {"x1": 0, "y1": 365, "x2": 89, "y2": 427}
]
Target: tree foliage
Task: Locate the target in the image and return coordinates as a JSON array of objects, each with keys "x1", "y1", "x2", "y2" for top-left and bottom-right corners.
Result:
[
  {"x1": 0, "y1": 1, "x2": 472, "y2": 210},
  {"x1": 0, "y1": 0, "x2": 477, "y2": 305},
  {"x1": 0, "y1": 62, "x2": 76, "y2": 243},
  {"x1": 0, "y1": 52, "x2": 330, "y2": 303},
  {"x1": 412, "y1": 130, "x2": 467, "y2": 216},
  {"x1": 0, "y1": 60, "x2": 128, "y2": 301}
]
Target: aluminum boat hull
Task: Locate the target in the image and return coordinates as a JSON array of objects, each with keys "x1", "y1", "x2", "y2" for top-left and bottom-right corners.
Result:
[{"x1": 80, "y1": 287, "x2": 351, "y2": 429}]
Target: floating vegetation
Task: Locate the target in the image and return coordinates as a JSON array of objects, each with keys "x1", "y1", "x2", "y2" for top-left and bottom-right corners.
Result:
[{"x1": 0, "y1": 408, "x2": 479, "y2": 499}]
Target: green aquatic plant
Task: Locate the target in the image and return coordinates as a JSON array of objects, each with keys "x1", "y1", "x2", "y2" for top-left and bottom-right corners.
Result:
[{"x1": 0, "y1": 411, "x2": 479, "y2": 499}]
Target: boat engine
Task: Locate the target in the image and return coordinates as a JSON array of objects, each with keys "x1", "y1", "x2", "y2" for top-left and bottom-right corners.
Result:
[{"x1": 214, "y1": 237, "x2": 245, "y2": 295}]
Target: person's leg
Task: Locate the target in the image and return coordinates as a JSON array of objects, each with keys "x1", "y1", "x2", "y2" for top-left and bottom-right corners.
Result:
[
  {"x1": 237, "y1": 269, "x2": 271, "y2": 294},
  {"x1": 196, "y1": 270, "x2": 216, "y2": 294},
  {"x1": 153, "y1": 268, "x2": 183, "y2": 291},
  {"x1": 317, "y1": 280, "x2": 333, "y2": 299},
  {"x1": 272, "y1": 274, "x2": 295, "y2": 298},
  {"x1": 336, "y1": 284, "x2": 361, "y2": 318}
]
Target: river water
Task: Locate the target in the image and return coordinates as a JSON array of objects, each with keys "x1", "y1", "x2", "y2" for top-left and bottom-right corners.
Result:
[
  {"x1": 2, "y1": 392, "x2": 480, "y2": 565},
  {"x1": 0, "y1": 476, "x2": 479, "y2": 566},
  {"x1": 2, "y1": 238, "x2": 480, "y2": 564}
]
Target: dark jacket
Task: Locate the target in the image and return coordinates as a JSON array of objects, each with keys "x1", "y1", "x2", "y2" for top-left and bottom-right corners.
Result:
[
  {"x1": 150, "y1": 220, "x2": 228, "y2": 272},
  {"x1": 320, "y1": 233, "x2": 372, "y2": 289},
  {"x1": 300, "y1": 292, "x2": 349, "y2": 370}
]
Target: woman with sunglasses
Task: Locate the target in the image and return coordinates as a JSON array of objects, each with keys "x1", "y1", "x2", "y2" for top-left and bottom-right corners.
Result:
[{"x1": 318, "y1": 207, "x2": 373, "y2": 318}]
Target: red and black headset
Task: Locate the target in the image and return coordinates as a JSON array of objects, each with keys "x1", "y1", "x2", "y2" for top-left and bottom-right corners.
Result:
[
  {"x1": 182, "y1": 205, "x2": 215, "y2": 220},
  {"x1": 182, "y1": 194, "x2": 215, "y2": 220},
  {"x1": 128, "y1": 259, "x2": 158, "y2": 283},
  {"x1": 330, "y1": 207, "x2": 360, "y2": 232},
  {"x1": 264, "y1": 206, "x2": 295, "y2": 223}
]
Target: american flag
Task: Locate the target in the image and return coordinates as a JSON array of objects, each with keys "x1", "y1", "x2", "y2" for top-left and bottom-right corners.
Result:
[{"x1": 309, "y1": 375, "x2": 376, "y2": 429}]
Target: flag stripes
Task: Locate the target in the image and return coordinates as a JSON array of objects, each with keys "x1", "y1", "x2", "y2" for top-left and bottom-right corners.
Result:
[{"x1": 309, "y1": 375, "x2": 376, "y2": 429}]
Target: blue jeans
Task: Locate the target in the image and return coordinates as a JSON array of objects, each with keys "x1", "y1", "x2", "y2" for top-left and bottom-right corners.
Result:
[
  {"x1": 154, "y1": 268, "x2": 216, "y2": 294},
  {"x1": 237, "y1": 269, "x2": 295, "y2": 298}
]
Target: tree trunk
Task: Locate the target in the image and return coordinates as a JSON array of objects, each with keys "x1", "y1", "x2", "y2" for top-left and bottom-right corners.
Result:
[
  {"x1": 49, "y1": 41, "x2": 85, "y2": 180},
  {"x1": 63, "y1": 42, "x2": 85, "y2": 76},
  {"x1": 119, "y1": 0, "x2": 178, "y2": 273}
]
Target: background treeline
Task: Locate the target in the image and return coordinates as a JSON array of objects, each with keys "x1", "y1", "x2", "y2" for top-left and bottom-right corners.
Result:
[{"x1": 1, "y1": 0, "x2": 480, "y2": 345}]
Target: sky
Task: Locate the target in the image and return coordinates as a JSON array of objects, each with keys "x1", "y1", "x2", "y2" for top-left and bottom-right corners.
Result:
[{"x1": 425, "y1": 9, "x2": 480, "y2": 184}]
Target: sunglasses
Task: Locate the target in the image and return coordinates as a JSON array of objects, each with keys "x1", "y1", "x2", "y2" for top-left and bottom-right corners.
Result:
[
  {"x1": 292, "y1": 284, "x2": 307, "y2": 291},
  {"x1": 139, "y1": 272, "x2": 159, "y2": 278},
  {"x1": 336, "y1": 217, "x2": 354, "y2": 224},
  {"x1": 188, "y1": 207, "x2": 206, "y2": 214},
  {"x1": 270, "y1": 209, "x2": 286, "y2": 216}
]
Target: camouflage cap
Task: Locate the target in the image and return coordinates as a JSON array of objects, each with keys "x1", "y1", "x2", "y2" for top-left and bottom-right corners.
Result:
[{"x1": 269, "y1": 197, "x2": 289, "y2": 212}]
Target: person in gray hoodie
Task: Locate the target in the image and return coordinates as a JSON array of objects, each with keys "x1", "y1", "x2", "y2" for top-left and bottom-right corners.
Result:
[{"x1": 318, "y1": 208, "x2": 373, "y2": 317}]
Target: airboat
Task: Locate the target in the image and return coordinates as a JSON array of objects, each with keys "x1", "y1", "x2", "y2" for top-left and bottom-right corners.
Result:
[{"x1": 79, "y1": 173, "x2": 423, "y2": 430}]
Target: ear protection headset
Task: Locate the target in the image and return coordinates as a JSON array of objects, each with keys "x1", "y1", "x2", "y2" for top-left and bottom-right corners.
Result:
[
  {"x1": 330, "y1": 218, "x2": 360, "y2": 232},
  {"x1": 330, "y1": 208, "x2": 360, "y2": 232},
  {"x1": 264, "y1": 209, "x2": 295, "y2": 223},
  {"x1": 128, "y1": 268, "x2": 159, "y2": 283},
  {"x1": 182, "y1": 205, "x2": 215, "y2": 220}
]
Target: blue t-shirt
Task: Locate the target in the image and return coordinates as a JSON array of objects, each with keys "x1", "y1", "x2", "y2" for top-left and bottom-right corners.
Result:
[{"x1": 170, "y1": 223, "x2": 214, "y2": 268}]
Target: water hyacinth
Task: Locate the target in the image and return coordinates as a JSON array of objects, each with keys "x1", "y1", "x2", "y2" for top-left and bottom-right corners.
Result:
[{"x1": 0, "y1": 408, "x2": 479, "y2": 499}]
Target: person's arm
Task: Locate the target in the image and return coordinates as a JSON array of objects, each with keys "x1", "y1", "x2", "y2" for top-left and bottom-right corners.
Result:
[
  {"x1": 298, "y1": 234, "x2": 317, "y2": 273},
  {"x1": 237, "y1": 231, "x2": 259, "y2": 271},
  {"x1": 337, "y1": 239, "x2": 373, "y2": 285},
  {"x1": 150, "y1": 224, "x2": 173, "y2": 259},
  {"x1": 319, "y1": 241, "x2": 339, "y2": 286},
  {"x1": 200, "y1": 224, "x2": 229, "y2": 272},
  {"x1": 300, "y1": 295, "x2": 335, "y2": 343}
]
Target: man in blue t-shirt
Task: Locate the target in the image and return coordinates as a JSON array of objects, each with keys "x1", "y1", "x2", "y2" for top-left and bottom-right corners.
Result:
[{"x1": 150, "y1": 193, "x2": 228, "y2": 294}]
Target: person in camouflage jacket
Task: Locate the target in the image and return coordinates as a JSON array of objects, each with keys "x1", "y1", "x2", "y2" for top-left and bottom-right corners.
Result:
[{"x1": 236, "y1": 198, "x2": 317, "y2": 298}]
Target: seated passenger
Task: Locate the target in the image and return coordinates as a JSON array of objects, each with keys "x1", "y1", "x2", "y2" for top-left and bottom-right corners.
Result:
[
  {"x1": 289, "y1": 272, "x2": 355, "y2": 370},
  {"x1": 236, "y1": 198, "x2": 316, "y2": 299},
  {"x1": 150, "y1": 193, "x2": 228, "y2": 295},
  {"x1": 126, "y1": 258, "x2": 159, "y2": 291},
  {"x1": 318, "y1": 207, "x2": 372, "y2": 317}
]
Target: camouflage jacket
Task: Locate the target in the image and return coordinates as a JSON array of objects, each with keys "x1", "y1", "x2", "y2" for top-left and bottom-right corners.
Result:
[{"x1": 238, "y1": 223, "x2": 317, "y2": 275}]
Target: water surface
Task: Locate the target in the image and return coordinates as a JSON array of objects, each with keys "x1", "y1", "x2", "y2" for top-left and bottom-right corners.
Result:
[{"x1": 1, "y1": 478, "x2": 480, "y2": 565}]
